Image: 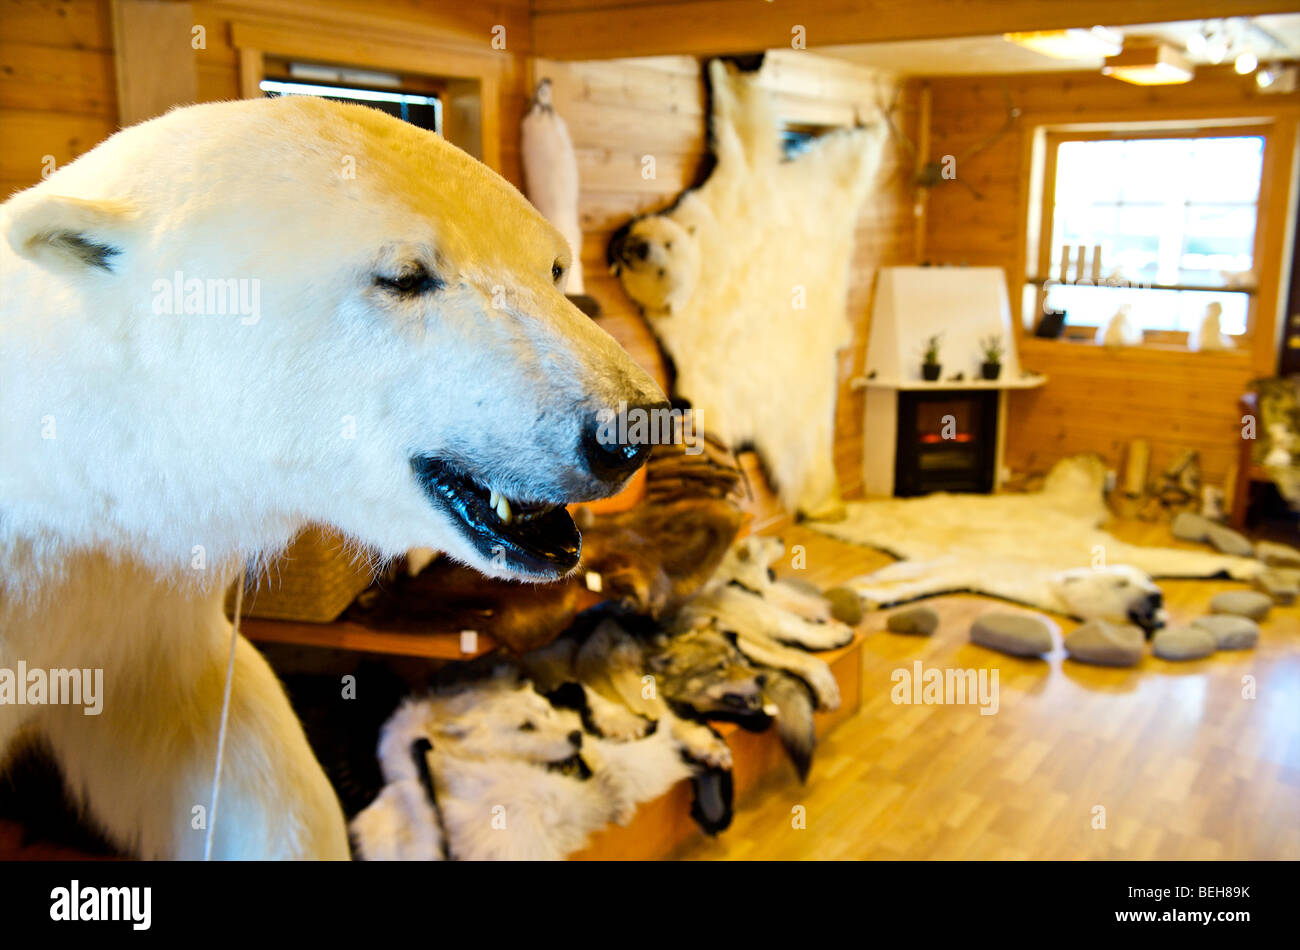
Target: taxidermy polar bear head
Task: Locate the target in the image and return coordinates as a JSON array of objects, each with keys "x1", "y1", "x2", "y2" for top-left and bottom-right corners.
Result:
[
  {"x1": 1050, "y1": 565, "x2": 1166, "y2": 636},
  {"x1": 607, "y1": 212, "x2": 701, "y2": 316},
  {"x1": 1, "y1": 96, "x2": 666, "y2": 582}
]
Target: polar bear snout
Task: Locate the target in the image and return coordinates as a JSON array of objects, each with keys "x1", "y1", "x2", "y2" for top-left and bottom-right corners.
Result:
[
  {"x1": 1127, "y1": 590, "x2": 1165, "y2": 638},
  {"x1": 581, "y1": 400, "x2": 668, "y2": 484}
]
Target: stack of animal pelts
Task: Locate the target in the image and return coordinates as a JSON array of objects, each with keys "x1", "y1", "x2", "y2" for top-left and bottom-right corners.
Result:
[
  {"x1": 349, "y1": 431, "x2": 862, "y2": 859},
  {"x1": 351, "y1": 533, "x2": 858, "y2": 860},
  {"x1": 534, "y1": 534, "x2": 857, "y2": 786},
  {"x1": 349, "y1": 663, "x2": 732, "y2": 861}
]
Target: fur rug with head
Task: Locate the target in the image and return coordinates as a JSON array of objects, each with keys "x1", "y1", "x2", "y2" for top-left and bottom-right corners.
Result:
[
  {"x1": 812, "y1": 455, "x2": 1262, "y2": 630},
  {"x1": 608, "y1": 57, "x2": 886, "y2": 519}
]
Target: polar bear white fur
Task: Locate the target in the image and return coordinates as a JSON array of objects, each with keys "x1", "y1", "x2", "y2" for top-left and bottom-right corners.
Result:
[
  {"x1": 814, "y1": 455, "x2": 1261, "y2": 629},
  {"x1": 0, "y1": 96, "x2": 661, "y2": 859},
  {"x1": 609, "y1": 59, "x2": 886, "y2": 518}
]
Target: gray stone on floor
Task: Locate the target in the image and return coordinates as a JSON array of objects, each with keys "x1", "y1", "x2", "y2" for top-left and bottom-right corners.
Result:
[
  {"x1": 1191, "y1": 614, "x2": 1260, "y2": 650},
  {"x1": 1206, "y1": 523, "x2": 1253, "y2": 557},
  {"x1": 970, "y1": 612, "x2": 1054, "y2": 657},
  {"x1": 887, "y1": 604, "x2": 938, "y2": 636},
  {"x1": 1152, "y1": 624, "x2": 1217, "y2": 661},
  {"x1": 1171, "y1": 511, "x2": 1216, "y2": 543},
  {"x1": 1255, "y1": 540, "x2": 1300, "y2": 568},
  {"x1": 1252, "y1": 568, "x2": 1300, "y2": 606},
  {"x1": 1064, "y1": 620, "x2": 1145, "y2": 667},
  {"x1": 1209, "y1": 590, "x2": 1273, "y2": 621},
  {"x1": 825, "y1": 586, "x2": 863, "y2": 626}
]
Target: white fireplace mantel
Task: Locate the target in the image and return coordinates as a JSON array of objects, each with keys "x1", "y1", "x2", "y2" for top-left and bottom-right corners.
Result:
[{"x1": 859, "y1": 266, "x2": 1049, "y2": 497}]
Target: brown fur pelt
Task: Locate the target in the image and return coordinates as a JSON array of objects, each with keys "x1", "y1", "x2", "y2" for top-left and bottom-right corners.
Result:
[{"x1": 346, "y1": 434, "x2": 746, "y2": 653}]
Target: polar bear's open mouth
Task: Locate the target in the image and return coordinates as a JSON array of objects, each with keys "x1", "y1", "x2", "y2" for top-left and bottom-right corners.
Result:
[{"x1": 410, "y1": 456, "x2": 581, "y2": 577}]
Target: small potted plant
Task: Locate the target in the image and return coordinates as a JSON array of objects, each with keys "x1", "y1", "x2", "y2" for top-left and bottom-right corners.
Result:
[
  {"x1": 979, "y1": 334, "x2": 1004, "y2": 380},
  {"x1": 921, "y1": 334, "x2": 942, "y2": 381}
]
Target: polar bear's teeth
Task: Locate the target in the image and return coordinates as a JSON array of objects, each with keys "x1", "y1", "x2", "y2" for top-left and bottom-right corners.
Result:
[
  {"x1": 489, "y1": 489, "x2": 500, "y2": 509},
  {"x1": 495, "y1": 495, "x2": 512, "y2": 524}
]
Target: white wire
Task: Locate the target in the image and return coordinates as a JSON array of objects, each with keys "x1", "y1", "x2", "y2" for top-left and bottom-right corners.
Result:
[{"x1": 204, "y1": 570, "x2": 243, "y2": 861}]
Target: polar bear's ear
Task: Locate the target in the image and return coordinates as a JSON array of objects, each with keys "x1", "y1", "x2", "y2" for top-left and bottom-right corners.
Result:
[{"x1": 5, "y1": 193, "x2": 137, "y2": 274}]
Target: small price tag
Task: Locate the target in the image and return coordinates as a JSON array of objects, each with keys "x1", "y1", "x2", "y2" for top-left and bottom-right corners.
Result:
[
  {"x1": 585, "y1": 571, "x2": 603, "y2": 593},
  {"x1": 459, "y1": 630, "x2": 478, "y2": 654}
]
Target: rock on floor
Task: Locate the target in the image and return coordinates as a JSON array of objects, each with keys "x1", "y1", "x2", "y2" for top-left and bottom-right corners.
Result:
[
  {"x1": 1255, "y1": 540, "x2": 1300, "y2": 568},
  {"x1": 1252, "y1": 568, "x2": 1300, "y2": 606},
  {"x1": 825, "y1": 586, "x2": 864, "y2": 626},
  {"x1": 1152, "y1": 624, "x2": 1217, "y2": 661},
  {"x1": 1064, "y1": 620, "x2": 1145, "y2": 667},
  {"x1": 887, "y1": 605, "x2": 938, "y2": 636},
  {"x1": 1209, "y1": 590, "x2": 1273, "y2": 621},
  {"x1": 1206, "y1": 524, "x2": 1253, "y2": 557},
  {"x1": 1171, "y1": 511, "x2": 1215, "y2": 543},
  {"x1": 970, "y1": 612, "x2": 1054, "y2": 657},
  {"x1": 1191, "y1": 614, "x2": 1260, "y2": 650}
]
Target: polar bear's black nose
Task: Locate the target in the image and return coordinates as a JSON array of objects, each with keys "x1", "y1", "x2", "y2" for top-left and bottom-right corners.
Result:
[{"x1": 582, "y1": 401, "x2": 668, "y2": 483}]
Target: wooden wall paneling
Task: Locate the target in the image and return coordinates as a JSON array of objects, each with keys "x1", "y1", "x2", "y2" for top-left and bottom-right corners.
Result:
[
  {"x1": 531, "y1": 0, "x2": 1299, "y2": 61},
  {"x1": 0, "y1": 0, "x2": 113, "y2": 49},
  {"x1": 922, "y1": 68, "x2": 1300, "y2": 487},
  {"x1": 0, "y1": 1, "x2": 533, "y2": 197},
  {"x1": 110, "y1": 0, "x2": 198, "y2": 126},
  {"x1": 0, "y1": 42, "x2": 116, "y2": 115},
  {"x1": 0, "y1": 0, "x2": 117, "y2": 200}
]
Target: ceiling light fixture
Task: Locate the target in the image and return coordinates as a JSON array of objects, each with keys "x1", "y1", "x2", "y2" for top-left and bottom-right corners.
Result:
[
  {"x1": 1234, "y1": 50, "x2": 1258, "y2": 74},
  {"x1": 1004, "y1": 26, "x2": 1122, "y2": 60},
  {"x1": 1102, "y1": 42, "x2": 1195, "y2": 85}
]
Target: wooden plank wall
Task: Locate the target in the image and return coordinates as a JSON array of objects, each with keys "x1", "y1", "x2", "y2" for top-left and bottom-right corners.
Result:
[
  {"x1": 530, "y1": 0, "x2": 1300, "y2": 61},
  {"x1": 0, "y1": 0, "x2": 118, "y2": 200},
  {"x1": 922, "y1": 68, "x2": 1300, "y2": 486},
  {"x1": 539, "y1": 49, "x2": 919, "y2": 497},
  {"x1": 0, "y1": 0, "x2": 532, "y2": 195}
]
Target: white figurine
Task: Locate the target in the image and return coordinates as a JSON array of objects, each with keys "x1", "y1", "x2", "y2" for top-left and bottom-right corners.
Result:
[
  {"x1": 1097, "y1": 304, "x2": 1141, "y2": 347},
  {"x1": 1191, "y1": 301, "x2": 1233, "y2": 351}
]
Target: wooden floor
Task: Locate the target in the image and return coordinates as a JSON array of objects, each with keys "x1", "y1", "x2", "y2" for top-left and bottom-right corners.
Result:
[{"x1": 679, "y1": 521, "x2": 1300, "y2": 860}]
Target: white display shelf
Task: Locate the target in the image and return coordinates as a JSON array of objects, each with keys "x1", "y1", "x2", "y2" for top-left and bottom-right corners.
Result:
[{"x1": 859, "y1": 374, "x2": 1048, "y2": 392}]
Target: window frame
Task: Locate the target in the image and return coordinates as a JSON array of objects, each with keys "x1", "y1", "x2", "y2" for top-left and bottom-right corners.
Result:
[{"x1": 1032, "y1": 123, "x2": 1272, "y2": 348}]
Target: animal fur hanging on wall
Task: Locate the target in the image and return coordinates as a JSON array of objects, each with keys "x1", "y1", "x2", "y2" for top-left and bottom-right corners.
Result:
[
  {"x1": 608, "y1": 59, "x2": 886, "y2": 519},
  {"x1": 521, "y1": 79, "x2": 588, "y2": 299}
]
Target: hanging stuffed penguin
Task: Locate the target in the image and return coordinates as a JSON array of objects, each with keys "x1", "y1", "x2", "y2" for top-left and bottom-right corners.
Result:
[{"x1": 521, "y1": 79, "x2": 590, "y2": 305}]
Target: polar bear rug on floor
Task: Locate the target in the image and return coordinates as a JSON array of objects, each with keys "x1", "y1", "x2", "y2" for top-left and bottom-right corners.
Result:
[{"x1": 810, "y1": 456, "x2": 1262, "y2": 620}]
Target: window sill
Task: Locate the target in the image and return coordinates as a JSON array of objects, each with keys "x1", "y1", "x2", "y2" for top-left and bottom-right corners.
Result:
[{"x1": 1018, "y1": 336, "x2": 1255, "y2": 364}]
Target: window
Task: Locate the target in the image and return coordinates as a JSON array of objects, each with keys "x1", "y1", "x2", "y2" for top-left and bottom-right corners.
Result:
[
  {"x1": 1034, "y1": 129, "x2": 1266, "y2": 341},
  {"x1": 259, "y1": 63, "x2": 442, "y2": 134}
]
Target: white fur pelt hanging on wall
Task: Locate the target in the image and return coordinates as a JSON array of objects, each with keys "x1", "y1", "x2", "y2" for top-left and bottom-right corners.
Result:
[
  {"x1": 521, "y1": 79, "x2": 585, "y2": 294},
  {"x1": 609, "y1": 59, "x2": 887, "y2": 518}
]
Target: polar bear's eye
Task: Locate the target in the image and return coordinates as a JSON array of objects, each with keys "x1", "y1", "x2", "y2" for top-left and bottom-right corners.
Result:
[
  {"x1": 374, "y1": 264, "x2": 440, "y2": 297},
  {"x1": 552, "y1": 260, "x2": 564, "y2": 284}
]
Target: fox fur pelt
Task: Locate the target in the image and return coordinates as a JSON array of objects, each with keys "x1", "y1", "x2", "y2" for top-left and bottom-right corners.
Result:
[{"x1": 607, "y1": 58, "x2": 886, "y2": 518}]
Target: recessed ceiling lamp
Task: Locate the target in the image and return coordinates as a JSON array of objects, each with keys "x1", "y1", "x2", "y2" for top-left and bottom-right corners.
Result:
[
  {"x1": 1102, "y1": 42, "x2": 1194, "y2": 85},
  {"x1": 1004, "y1": 26, "x2": 1122, "y2": 60}
]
